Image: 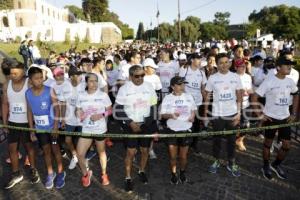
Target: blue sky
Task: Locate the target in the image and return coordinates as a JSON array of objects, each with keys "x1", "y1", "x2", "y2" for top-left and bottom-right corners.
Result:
[{"x1": 50, "y1": 0, "x2": 300, "y2": 32}]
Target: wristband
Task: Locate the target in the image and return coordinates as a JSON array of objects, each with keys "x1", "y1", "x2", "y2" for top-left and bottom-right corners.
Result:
[{"x1": 102, "y1": 110, "x2": 112, "y2": 117}]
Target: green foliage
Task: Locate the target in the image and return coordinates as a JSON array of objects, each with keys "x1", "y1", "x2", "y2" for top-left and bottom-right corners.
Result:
[
  {"x1": 64, "y1": 31, "x2": 71, "y2": 44},
  {"x1": 74, "y1": 34, "x2": 80, "y2": 46},
  {"x1": 136, "y1": 22, "x2": 145, "y2": 40},
  {"x1": 0, "y1": 42, "x2": 107, "y2": 61},
  {"x1": 14, "y1": 36, "x2": 21, "y2": 43},
  {"x1": 248, "y1": 5, "x2": 300, "y2": 40},
  {"x1": 0, "y1": 0, "x2": 13, "y2": 10},
  {"x1": 80, "y1": 1, "x2": 134, "y2": 39},
  {"x1": 36, "y1": 32, "x2": 42, "y2": 46},
  {"x1": 200, "y1": 22, "x2": 227, "y2": 40},
  {"x1": 213, "y1": 12, "x2": 230, "y2": 26},
  {"x1": 64, "y1": 5, "x2": 86, "y2": 20},
  {"x1": 82, "y1": 0, "x2": 109, "y2": 22},
  {"x1": 83, "y1": 29, "x2": 91, "y2": 43}
]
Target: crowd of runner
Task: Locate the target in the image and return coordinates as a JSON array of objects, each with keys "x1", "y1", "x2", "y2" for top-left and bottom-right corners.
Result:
[{"x1": 1, "y1": 38, "x2": 299, "y2": 193}]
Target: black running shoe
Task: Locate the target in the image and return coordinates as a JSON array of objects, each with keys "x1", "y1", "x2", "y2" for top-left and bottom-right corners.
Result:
[
  {"x1": 170, "y1": 173, "x2": 178, "y2": 185},
  {"x1": 138, "y1": 171, "x2": 148, "y2": 184},
  {"x1": 179, "y1": 170, "x2": 187, "y2": 184},
  {"x1": 30, "y1": 168, "x2": 40, "y2": 184},
  {"x1": 4, "y1": 171, "x2": 23, "y2": 189},
  {"x1": 261, "y1": 166, "x2": 273, "y2": 180},
  {"x1": 124, "y1": 178, "x2": 133, "y2": 193},
  {"x1": 270, "y1": 163, "x2": 287, "y2": 179}
]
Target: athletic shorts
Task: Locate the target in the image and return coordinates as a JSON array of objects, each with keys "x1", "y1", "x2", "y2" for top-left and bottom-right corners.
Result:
[
  {"x1": 36, "y1": 132, "x2": 54, "y2": 147},
  {"x1": 122, "y1": 121, "x2": 158, "y2": 149},
  {"x1": 165, "y1": 128, "x2": 193, "y2": 147},
  {"x1": 7, "y1": 122, "x2": 31, "y2": 144},
  {"x1": 264, "y1": 117, "x2": 291, "y2": 140}
]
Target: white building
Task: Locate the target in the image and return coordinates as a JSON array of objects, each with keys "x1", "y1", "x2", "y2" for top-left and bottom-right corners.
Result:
[{"x1": 0, "y1": 0, "x2": 122, "y2": 44}]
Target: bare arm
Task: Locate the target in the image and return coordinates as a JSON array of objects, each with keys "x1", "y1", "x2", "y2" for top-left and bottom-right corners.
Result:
[
  {"x1": 50, "y1": 89, "x2": 59, "y2": 131},
  {"x1": 1, "y1": 82, "x2": 9, "y2": 127}
]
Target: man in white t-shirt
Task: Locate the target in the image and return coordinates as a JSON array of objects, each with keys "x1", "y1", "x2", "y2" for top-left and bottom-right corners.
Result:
[
  {"x1": 115, "y1": 65, "x2": 158, "y2": 193},
  {"x1": 179, "y1": 53, "x2": 207, "y2": 154},
  {"x1": 157, "y1": 49, "x2": 180, "y2": 97},
  {"x1": 118, "y1": 50, "x2": 141, "y2": 83},
  {"x1": 204, "y1": 53, "x2": 243, "y2": 177},
  {"x1": 253, "y1": 57, "x2": 299, "y2": 181}
]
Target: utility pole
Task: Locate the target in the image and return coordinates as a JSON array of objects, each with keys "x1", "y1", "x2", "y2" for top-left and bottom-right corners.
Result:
[
  {"x1": 156, "y1": 1, "x2": 160, "y2": 43},
  {"x1": 178, "y1": 0, "x2": 181, "y2": 43}
]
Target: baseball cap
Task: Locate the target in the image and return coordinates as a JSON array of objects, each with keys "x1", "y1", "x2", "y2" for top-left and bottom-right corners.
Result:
[
  {"x1": 143, "y1": 58, "x2": 158, "y2": 69},
  {"x1": 178, "y1": 54, "x2": 187, "y2": 60},
  {"x1": 170, "y1": 76, "x2": 188, "y2": 86},
  {"x1": 190, "y1": 53, "x2": 202, "y2": 60},
  {"x1": 251, "y1": 52, "x2": 265, "y2": 61},
  {"x1": 68, "y1": 66, "x2": 83, "y2": 77},
  {"x1": 53, "y1": 67, "x2": 64, "y2": 77},
  {"x1": 264, "y1": 56, "x2": 275, "y2": 64}
]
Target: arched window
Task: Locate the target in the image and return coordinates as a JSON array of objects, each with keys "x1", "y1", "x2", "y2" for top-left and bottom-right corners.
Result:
[
  {"x1": 2, "y1": 17, "x2": 9, "y2": 27},
  {"x1": 20, "y1": 18, "x2": 23, "y2": 26},
  {"x1": 42, "y1": 6, "x2": 44, "y2": 13},
  {"x1": 18, "y1": 1, "x2": 21, "y2": 9}
]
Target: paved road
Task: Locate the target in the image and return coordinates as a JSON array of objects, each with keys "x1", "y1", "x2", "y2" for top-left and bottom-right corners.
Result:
[{"x1": 1, "y1": 128, "x2": 300, "y2": 200}]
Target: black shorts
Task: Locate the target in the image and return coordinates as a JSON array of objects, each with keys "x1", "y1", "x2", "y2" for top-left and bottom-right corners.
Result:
[
  {"x1": 36, "y1": 132, "x2": 55, "y2": 147},
  {"x1": 7, "y1": 122, "x2": 31, "y2": 144},
  {"x1": 80, "y1": 134, "x2": 106, "y2": 142},
  {"x1": 212, "y1": 115, "x2": 238, "y2": 132},
  {"x1": 122, "y1": 121, "x2": 158, "y2": 149},
  {"x1": 165, "y1": 128, "x2": 193, "y2": 147},
  {"x1": 264, "y1": 117, "x2": 291, "y2": 140}
]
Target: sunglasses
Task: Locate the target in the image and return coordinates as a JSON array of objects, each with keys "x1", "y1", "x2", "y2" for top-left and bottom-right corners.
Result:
[{"x1": 133, "y1": 74, "x2": 145, "y2": 79}]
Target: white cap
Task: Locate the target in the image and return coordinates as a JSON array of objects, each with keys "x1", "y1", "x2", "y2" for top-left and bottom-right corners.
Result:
[
  {"x1": 178, "y1": 54, "x2": 187, "y2": 60},
  {"x1": 29, "y1": 64, "x2": 53, "y2": 79},
  {"x1": 143, "y1": 58, "x2": 158, "y2": 69}
]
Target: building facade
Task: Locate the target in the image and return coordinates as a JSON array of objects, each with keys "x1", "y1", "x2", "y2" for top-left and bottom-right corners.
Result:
[{"x1": 0, "y1": 0, "x2": 122, "y2": 44}]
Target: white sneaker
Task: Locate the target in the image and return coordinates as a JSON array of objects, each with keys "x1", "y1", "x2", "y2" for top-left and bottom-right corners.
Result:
[
  {"x1": 149, "y1": 149, "x2": 157, "y2": 159},
  {"x1": 68, "y1": 156, "x2": 78, "y2": 170}
]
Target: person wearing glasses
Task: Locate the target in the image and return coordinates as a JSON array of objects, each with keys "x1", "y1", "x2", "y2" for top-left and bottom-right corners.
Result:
[{"x1": 115, "y1": 65, "x2": 158, "y2": 193}]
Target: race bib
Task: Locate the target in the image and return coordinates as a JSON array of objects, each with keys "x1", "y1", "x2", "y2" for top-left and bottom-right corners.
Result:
[
  {"x1": 11, "y1": 103, "x2": 26, "y2": 114},
  {"x1": 219, "y1": 87, "x2": 234, "y2": 102},
  {"x1": 275, "y1": 92, "x2": 289, "y2": 106},
  {"x1": 70, "y1": 98, "x2": 77, "y2": 107},
  {"x1": 191, "y1": 82, "x2": 199, "y2": 89},
  {"x1": 34, "y1": 115, "x2": 50, "y2": 126}
]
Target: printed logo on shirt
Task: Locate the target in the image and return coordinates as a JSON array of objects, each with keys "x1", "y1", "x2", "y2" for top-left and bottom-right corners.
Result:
[
  {"x1": 214, "y1": 80, "x2": 224, "y2": 84},
  {"x1": 133, "y1": 98, "x2": 148, "y2": 109},
  {"x1": 41, "y1": 102, "x2": 48, "y2": 110}
]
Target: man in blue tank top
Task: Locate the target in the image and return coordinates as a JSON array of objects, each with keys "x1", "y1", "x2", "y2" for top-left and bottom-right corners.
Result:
[{"x1": 26, "y1": 67, "x2": 66, "y2": 189}]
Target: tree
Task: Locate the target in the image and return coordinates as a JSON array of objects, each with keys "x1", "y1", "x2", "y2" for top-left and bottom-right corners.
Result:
[
  {"x1": 185, "y1": 16, "x2": 201, "y2": 30},
  {"x1": 213, "y1": 12, "x2": 231, "y2": 26},
  {"x1": 64, "y1": 5, "x2": 86, "y2": 20},
  {"x1": 0, "y1": 0, "x2": 13, "y2": 10},
  {"x1": 136, "y1": 22, "x2": 145, "y2": 40},
  {"x1": 248, "y1": 5, "x2": 300, "y2": 40},
  {"x1": 199, "y1": 22, "x2": 228, "y2": 40},
  {"x1": 180, "y1": 20, "x2": 199, "y2": 42},
  {"x1": 82, "y1": 0, "x2": 108, "y2": 22}
]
